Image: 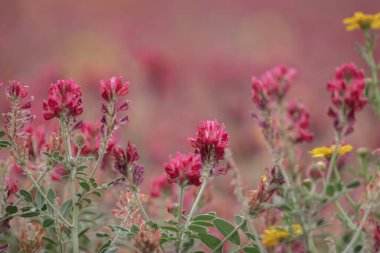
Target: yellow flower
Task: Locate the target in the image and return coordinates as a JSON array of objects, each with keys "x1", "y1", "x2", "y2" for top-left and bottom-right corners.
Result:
[
  {"x1": 261, "y1": 224, "x2": 303, "y2": 247},
  {"x1": 309, "y1": 145, "x2": 353, "y2": 159},
  {"x1": 343, "y1": 12, "x2": 380, "y2": 31}
]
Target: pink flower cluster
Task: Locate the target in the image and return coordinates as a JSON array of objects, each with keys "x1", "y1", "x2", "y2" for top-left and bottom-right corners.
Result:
[
  {"x1": 42, "y1": 79, "x2": 83, "y2": 121},
  {"x1": 100, "y1": 76, "x2": 129, "y2": 102},
  {"x1": 327, "y1": 63, "x2": 367, "y2": 135},
  {"x1": 6, "y1": 81, "x2": 29, "y2": 102},
  {"x1": 188, "y1": 119, "x2": 229, "y2": 165},
  {"x1": 286, "y1": 101, "x2": 313, "y2": 143},
  {"x1": 164, "y1": 153, "x2": 202, "y2": 187},
  {"x1": 251, "y1": 65, "x2": 296, "y2": 108}
]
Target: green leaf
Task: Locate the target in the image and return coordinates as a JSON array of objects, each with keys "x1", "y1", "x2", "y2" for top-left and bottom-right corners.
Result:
[
  {"x1": 42, "y1": 218, "x2": 54, "y2": 228},
  {"x1": 96, "y1": 232, "x2": 110, "y2": 238},
  {"x1": 213, "y1": 218, "x2": 240, "y2": 245},
  {"x1": 0, "y1": 131, "x2": 5, "y2": 138},
  {"x1": 243, "y1": 245, "x2": 260, "y2": 253},
  {"x1": 90, "y1": 178, "x2": 98, "y2": 188},
  {"x1": 198, "y1": 233, "x2": 222, "y2": 253},
  {"x1": 193, "y1": 214, "x2": 216, "y2": 221},
  {"x1": 60, "y1": 200, "x2": 73, "y2": 217},
  {"x1": 35, "y1": 190, "x2": 45, "y2": 208},
  {"x1": 92, "y1": 191, "x2": 102, "y2": 198},
  {"x1": 191, "y1": 221, "x2": 214, "y2": 227},
  {"x1": 20, "y1": 212, "x2": 40, "y2": 217},
  {"x1": 347, "y1": 181, "x2": 361, "y2": 189},
  {"x1": 234, "y1": 215, "x2": 252, "y2": 239},
  {"x1": 19, "y1": 189, "x2": 33, "y2": 202},
  {"x1": 47, "y1": 189, "x2": 56, "y2": 203},
  {"x1": 79, "y1": 182, "x2": 90, "y2": 192},
  {"x1": 98, "y1": 239, "x2": 111, "y2": 253},
  {"x1": 130, "y1": 225, "x2": 140, "y2": 234},
  {"x1": 326, "y1": 184, "x2": 335, "y2": 197},
  {"x1": 189, "y1": 224, "x2": 208, "y2": 234},
  {"x1": 0, "y1": 141, "x2": 11, "y2": 148},
  {"x1": 5, "y1": 205, "x2": 18, "y2": 214},
  {"x1": 160, "y1": 226, "x2": 178, "y2": 232}
]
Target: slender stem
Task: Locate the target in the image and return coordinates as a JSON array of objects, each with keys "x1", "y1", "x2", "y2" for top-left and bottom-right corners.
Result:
[
  {"x1": 71, "y1": 172, "x2": 80, "y2": 253},
  {"x1": 90, "y1": 145, "x2": 106, "y2": 179},
  {"x1": 133, "y1": 190, "x2": 149, "y2": 221},
  {"x1": 341, "y1": 204, "x2": 372, "y2": 253},
  {"x1": 334, "y1": 200, "x2": 356, "y2": 230},
  {"x1": 323, "y1": 136, "x2": 342, "y2": 194},
  {"x1": 212, "y1": 222, "x2": 245, "y2": 253},
  {"x1": 178, "y1": 186, "x2": 185, "y2": 223}
]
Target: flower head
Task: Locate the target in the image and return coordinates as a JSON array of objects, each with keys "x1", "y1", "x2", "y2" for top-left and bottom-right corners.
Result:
[
  {"x1": 327, "y1": 63, "x2": 367, "y2": 135},
  {"x1": 6, "y1": 80, "x2": 29, "y2": 102},
  {"x1": 309, "y1": 144, "x2": 353, "y2": 159},
  {"x1": 133, "y1": 226, "x2": 161, "y2": 253},
  {"x1": 42, "y1": 79, "x2": 83, "y2": 121},
  {"x1": 100, "y1": 76, "x2": 129, "y2": 102},
  {"x1": 261, "y1": 224, "x2": 303, "y2": 248},
  {"x1": 164, "y1": 152, "x2": 202, "y2": 187},
  {"x1": 286, "y1": 101, "x2": 313, "y2": 143},
  {"x1": 19, "y1": 221, "x2": 44, "y2": 253},
  {"x1": 188, "y1": 119, "x2": 229, "y2": 165},
  {"x1": 343, "y1": 12, "x2": 380, "y2": 31},
  {"x1": 5, "y1": 176, "x2": 18, "y2": 199},
  {"x1": 111, "y1": 141, "x2": 140, "y2": 177}
]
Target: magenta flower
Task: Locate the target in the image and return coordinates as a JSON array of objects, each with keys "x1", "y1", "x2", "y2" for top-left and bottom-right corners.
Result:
[
  {"x1": 6, "y1": 81, "x2": 29, "y2": 102},
  {"x1": 42, "y1": 79, "x2": 83, "y2": 121},
  {"x1": 100, "y1": 76, "x2": 129, "y2": 102},
  {"x1": 188, "y1": 119, "x2": 229, "y2": 165},
  {"x1": 111, "y1": 141, "x2": 140, "y2": 177},
  {"x1": 164, "y1": 152, "x2": 203, "y2": 187},
  {"x1": 286, "y1": 101, "x2": 313, "y2": 143},
  {"x1": 327, "y1": 63, "x2": 367, "y2": 135},
  {"x1": 5, "y1": 176, "x2": 18, "y2": 199}
]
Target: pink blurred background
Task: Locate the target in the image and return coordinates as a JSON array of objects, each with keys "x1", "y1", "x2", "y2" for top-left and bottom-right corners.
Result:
[{"x1": 1, "y1": 1, "x2": 380, "y2": 217}]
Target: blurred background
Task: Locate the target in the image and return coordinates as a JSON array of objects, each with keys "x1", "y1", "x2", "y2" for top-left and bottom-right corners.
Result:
[{"x1": 1, "y1": 0, "x2": 380, "y2": 218}]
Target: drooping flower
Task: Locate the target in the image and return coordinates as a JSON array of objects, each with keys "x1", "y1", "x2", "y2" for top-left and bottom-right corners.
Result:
[
  {"x1": 100, "y1": 76, "x2": 129, "y2": 102},
  {"x1": 42, "y1": 79, "x2": 83, "y2": 121},
  {"x1": 132, "y1": 163, "x2": 145, "y2": 186},
  {"x1": 309, "y1": 144, "x2": 353, "y2": 159},
  {"x1": 18, "y1": 221, "x2": 44, "y2": 253},
  {"x1": 111, "y1": 141, "x2": 140, "y2": 177},
  {"x1": 286, "y1": 101, "x2": 313, "y2": 143},
  {"x1": 327, "y1": 63, "x2": 367, "y2": 135},
  {"x1": 261, "y1": 224, "x2": 303, "y2": 248},
  {"x1": 164, "y1": 152, "x2": 203, "y2": 187},
  {"x1": 343, "y1": 12, "x2": 380, "y2": 31},
  {"x1": 188, "y1": 119, "x2": 229, "y2": 165}
]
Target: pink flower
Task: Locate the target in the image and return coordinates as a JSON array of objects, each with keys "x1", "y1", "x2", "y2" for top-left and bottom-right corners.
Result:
[
  {"x1": 327, "y1": 63, "x2": 367, "y2": 135},
  {"x1": 111, "y1": 141, "x2": 140, "y2": 177},
  {"x1": 188, "y1": 119, "x2": 229, "y2": 165},
  {"x1": 150, "y1": 174, "x2": 174, "y2": 198},
  {"x1": 251, "y1": 65, "x2": 296, "y2": 107},
  {"x1": 6, "y1": 80, "x2": 29, "y2": 102},
  {"x1": 5, "y1": 176, "x2": 18, "y2": 199},
  {"x1": 50, "y1": 165, "x2": 68, "y2": 182},
  {"x1": 42, "y1": 79, "x2": 83, "y2": 120},
  {"x1": 286, "y1": 101, "x2": 313, "y2": 143},
  {"x1": 100, "y1": 76, "x2": 129, "y2": 102},
  {"x1": 164, "y1": 152, "x2": 203, "y2": 187}
]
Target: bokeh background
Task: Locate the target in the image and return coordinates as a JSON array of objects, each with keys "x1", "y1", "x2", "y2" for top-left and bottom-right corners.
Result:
[{"x1": 1, "y1": 1, "x2": 380, "y2": 218}]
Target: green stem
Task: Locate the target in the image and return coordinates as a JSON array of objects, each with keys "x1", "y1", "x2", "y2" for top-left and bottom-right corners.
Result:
[
  {"x1": 71, "y1": 172, "x2": 80, "y2": 253},
  {"x1": 90, "y1": 145, "x2": 106, "y2": 179},
  {"x1": 212, "y1": 222, "x2": 245, "y2": 253},
  {"x1": 133, "y1": 190, "x2": 149, "y2": 221},
  {"x1": 178, "y1": 186, "x2": 185, "y2": 223},
  {"x1": 323, "y1": 136, "x2": 342, "y2": 194},
  {"x1": 334, "y1": 200, "x2": 356, "y2": 230}
]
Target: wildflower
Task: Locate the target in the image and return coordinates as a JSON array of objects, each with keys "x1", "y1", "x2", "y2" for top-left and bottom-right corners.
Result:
[
  {"x1": 132, "y1": 163, "x2": 145, "y2": 186},
  {"x1": 251, "y1": 65, "x2": 296, "y2": 106},
  {"x1": 261, "y1": 224, "x2": 303, "y2": 248},
  {"x1": 5, "y1": 80, "x2": 29, "y2": 102},
  {"x1": 247, "y1": 167, "x2": 284, "y2": 215},
  {"x1": 286, "y1": 101, "x2": 313, "y2": 143},
  {"x1": 19, "y1": 221, "x2": 44, "y2": 253},
  {"x1": 100, "y1": 76, "x2": 129, "y2": 102},
  {"x1": 112, "y1": 190, "x2": 148, "y2": 229},
  {"x1": 164, "y1": 153, "x2": 202, "y2": 187},
  {"x1": 150, "y1": 174, "x2": 174, "y2": 198},
  {"x1": 5, "y1": 176, "x2": 18, "y2": 199},
  {"x1": 111, "y1": 141, "x2": 140, "y2": 177},
  {"x1": 327, "y1": 63, "x2": 367, "y2": 135},
  {"x1": 343, "y1": 12, "x2": 380, "y2": 31},
  {"x1": 188, "y1": 119, "x2": 229, "y2": 166},
  {"x1": 42, "y1": 79, "x2": 83, "y2": 121},
  {"x1": 50, "y1": 165, "x2": 69, "y2": 182},
  {"x1": 309, "y1": 145, "x2": 353, "y2": 159},
  {"x1": 133, "y1": 226, "x2": 161, "y2": 253},
  {"x1": 308, "y1": 161, "x2": 326, "y2": 180}
]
